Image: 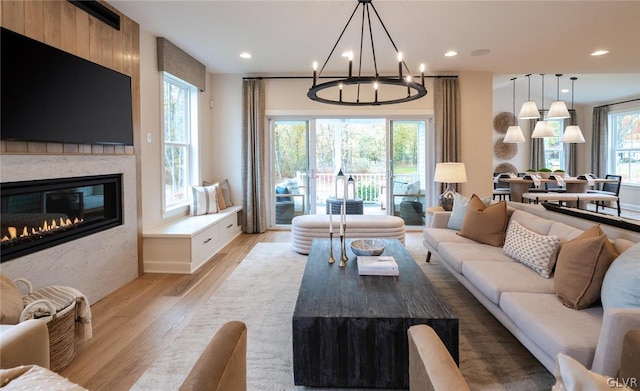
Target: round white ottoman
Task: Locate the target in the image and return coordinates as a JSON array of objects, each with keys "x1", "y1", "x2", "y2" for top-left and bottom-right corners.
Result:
[{"x1": 291, "y1": 215, "x2": 406, "y2": 254}]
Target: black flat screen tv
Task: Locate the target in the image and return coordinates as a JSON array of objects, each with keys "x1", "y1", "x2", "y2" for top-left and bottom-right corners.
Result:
[{"x1": 1, "y1": 27, "x2": 134, "y2": 145}]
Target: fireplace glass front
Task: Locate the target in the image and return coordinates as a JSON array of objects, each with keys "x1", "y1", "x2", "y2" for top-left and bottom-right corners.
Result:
[{"x1": 1, "y1": 174, "x2": 123, "y2": 262}]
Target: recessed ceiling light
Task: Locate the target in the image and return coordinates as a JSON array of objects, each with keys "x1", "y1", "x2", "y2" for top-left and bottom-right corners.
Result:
[
  {"x1": 591, "y1": 50, "x2": 609, "y2": 56},
  {"x1": 240, "y1": 52, "x2": 252, "y2": 59},
  {"x1": 561, "y1": 89, "x2": 569, "y2": 94},
  {"x1": 471, "y1": 49, "x2": 490, "y2": 57},
  {"x1": 444, "y1": 50, "x2": 458, "y2": 57}
]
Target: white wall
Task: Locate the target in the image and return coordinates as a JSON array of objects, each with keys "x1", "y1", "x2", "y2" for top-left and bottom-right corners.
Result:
[{"x1": 139, "y1": 28, "x2": 215, "y2": 230}]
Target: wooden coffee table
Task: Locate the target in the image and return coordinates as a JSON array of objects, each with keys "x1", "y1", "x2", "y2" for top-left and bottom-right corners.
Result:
[{"x1": 292, "y1": 238, "x2": 458, "y2": 389}]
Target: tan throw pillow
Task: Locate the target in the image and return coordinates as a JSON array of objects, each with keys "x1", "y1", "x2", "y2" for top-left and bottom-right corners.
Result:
[
  {"x1": 554, "y1": 224, "x2": 619, "y2": 310},
  {"x1": 0, "y1": 274, "x2": 23, "y2": 324},
  {"x1": 503, "y1": 220, "x2": 561, "y2": 278},
  {"x1": 458, "y1": 194, "x2": 507, "y2": 247},
  {"x1": 216, "y1": 184, "x2": 227, "y2": 210}
]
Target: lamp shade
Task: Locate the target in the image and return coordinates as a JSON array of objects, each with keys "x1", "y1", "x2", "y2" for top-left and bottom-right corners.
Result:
[
  {"x1": 503, "y1": 125, "x2": 526, "y2": 143},
  {"x1": 518, "y1": 101, "x2": 540, "y2": 119},
  {"x1": 531, "y1": 120, "x2": 555, "y2": 138},
  {"x1": 434, "y1": 163, "x2": 467, "y2": 183},
  {"x1": 561, "y1": 125, "x2": 585, "y2": 143},
  {"x1": 547, "y1": 101, "x2": 571, "y2": 119}
]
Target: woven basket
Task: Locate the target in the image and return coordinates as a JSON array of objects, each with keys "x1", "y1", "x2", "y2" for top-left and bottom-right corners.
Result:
[{"x1": 46, "y1": 301, "x2": 76, "y2": 372}]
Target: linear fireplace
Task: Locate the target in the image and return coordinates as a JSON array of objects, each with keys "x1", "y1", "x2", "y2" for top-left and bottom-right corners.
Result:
[{"x1": 1, "y1": 174, "x2": 123, "y2": 262}]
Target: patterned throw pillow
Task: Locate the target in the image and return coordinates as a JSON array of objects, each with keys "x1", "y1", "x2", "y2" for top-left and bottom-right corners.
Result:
[
  {"x1": 503, "y1": 220, "x2": 560, "y2": 278},
  {"x1": 191, "y1": 184, "x2": 219, "y2": 216}
]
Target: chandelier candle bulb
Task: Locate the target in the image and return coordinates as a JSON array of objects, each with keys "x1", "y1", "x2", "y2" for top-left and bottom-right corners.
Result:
[
  {"x1": 397, "y1": 52, "x2": 403, "y2": 79},
  {"x1": 420, "y1": 64, "x2": 425, "y2": 86},
  {"x1": 312, "y1": 61, "x2": 318, "y2": 86}
]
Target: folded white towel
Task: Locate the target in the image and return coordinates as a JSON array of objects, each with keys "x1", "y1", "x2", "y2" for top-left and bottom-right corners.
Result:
[
  {"x1": 555, "y1": 176, "x2": 565, "y2": 186},
  {"x1": 532, "y1": 175, "x2": 541, "y2": 188}
]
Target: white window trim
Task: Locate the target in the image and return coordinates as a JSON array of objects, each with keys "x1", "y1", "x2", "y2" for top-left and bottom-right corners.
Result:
[
  {"x1": 608, "y1": 107, "x2": 640, "y2": 186},
  {"x1": 161, "y1": 72, "x2": 200, "y2": 217}
]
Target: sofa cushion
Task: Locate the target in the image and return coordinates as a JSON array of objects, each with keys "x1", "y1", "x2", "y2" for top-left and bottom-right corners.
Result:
[
  {"x1": 437, "y1": 242, "x2": 513, "y2": 274},
  {"x1": 500, "y1": 292, "x2": 603, "y2": 370},
  {"x1": 0, "y1": 274, "x2": 23, "y2": 325},
  {"x1": 422, "y1": 228, "x2": 477, "y2": 253},
  {"x1": 459, "y1": 195, "x2": 507, "y2": 247},
  {"x1": 509, "y1": 210, "x2": 554, "y2": 235},
  {"x1": 461, "y1": 261, "x2": 555, "y2": 305},
  {"x1": 446, "y1": 193, "x2": 491, "y2": 231},
  {"x1": 554, "y1": 225, "x2": 619, "y2": 310},
  {"x1": 601, "y1": 242, "x2": 640, "y2": 311},
  {"x1": 503, "y1": 220, "x2": 560, "y2": 279}
]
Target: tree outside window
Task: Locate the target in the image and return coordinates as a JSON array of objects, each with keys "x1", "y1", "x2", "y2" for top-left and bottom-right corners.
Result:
[{"x1": 610, "y1": 110, "x2": 640, "y2": 184}]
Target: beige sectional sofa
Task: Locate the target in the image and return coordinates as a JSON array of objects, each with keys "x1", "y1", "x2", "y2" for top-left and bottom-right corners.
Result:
[{"x1": 422, "y1": 201, "x2": 640, "y2": 376}]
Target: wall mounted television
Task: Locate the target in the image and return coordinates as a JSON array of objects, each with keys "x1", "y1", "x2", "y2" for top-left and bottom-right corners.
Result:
[{"x1": 1, "y1": 27, "x2": 134, "y2": 145}]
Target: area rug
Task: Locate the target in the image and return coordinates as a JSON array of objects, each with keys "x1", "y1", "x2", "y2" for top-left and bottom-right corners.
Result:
[{"x1": 132, "y1": 243, "x2": 555, "y2": 391}]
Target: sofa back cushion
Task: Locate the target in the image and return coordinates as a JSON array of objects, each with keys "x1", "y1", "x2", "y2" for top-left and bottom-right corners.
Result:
[{"x1": 509, "y1": 210, "x2": 554, "y2": 236}]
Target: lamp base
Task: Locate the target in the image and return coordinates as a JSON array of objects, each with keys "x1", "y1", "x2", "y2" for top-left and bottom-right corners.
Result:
[{"x1": 439, "y1": 184, "x2": 456, "y2": 211}]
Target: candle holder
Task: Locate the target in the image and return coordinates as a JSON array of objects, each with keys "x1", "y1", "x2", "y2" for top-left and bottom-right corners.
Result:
[
  {"x1": 339, "y1": 225, "x2": 348, "y2": 267},
  {"x1": 328, "y1": 232, "x2": 335, "y2": 264}
]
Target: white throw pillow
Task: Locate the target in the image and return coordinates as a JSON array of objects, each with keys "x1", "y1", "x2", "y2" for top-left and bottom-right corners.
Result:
[
  {"x1": 447, "y1": 193, "x2": 491, "y2": 231},
  {"x1": 503, "y1": 220, "x2": 560, "y2": 278},
  {"x1": 191, "y1": 184, "x2": 219, "y2": 216},
  {"x1": 552, "y1": 353, "x2": 633, "y2": 391}
]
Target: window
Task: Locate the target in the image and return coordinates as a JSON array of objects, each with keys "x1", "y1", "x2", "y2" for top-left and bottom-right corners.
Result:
[
  {"x1": 610, "y1": 109, "x2": 640, "y2": 185},
  {"x1": 163, "y1": 73, "x2": 199, "y2": 210},
  {"x1": 542, "y1": 119, "x2": 564, "y2": 170}
]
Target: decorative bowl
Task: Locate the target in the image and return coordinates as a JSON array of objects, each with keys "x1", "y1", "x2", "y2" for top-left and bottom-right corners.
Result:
[{"x1": 350, "y1": 239, "x2": 386, "y2": 256}]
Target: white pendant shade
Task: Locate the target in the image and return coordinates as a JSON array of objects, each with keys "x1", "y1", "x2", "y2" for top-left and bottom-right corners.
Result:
[
  {"x1": 546, "y1": 101, "x2": 571, "y2": 119},
  {"x1": 531, "y1": 120, "x2": 555, "y2": 138},
  {"x1": 503, "y1": 125, "x2": 526, "y2": 143},
  {"x1": 561, "y1": 125, "x2": 585, "y2": 143},
  {"x1": 518, "y1": 101, "x2": 540, "y2": 119}
]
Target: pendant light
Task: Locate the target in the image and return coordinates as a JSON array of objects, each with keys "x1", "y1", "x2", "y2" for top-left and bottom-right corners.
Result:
[
  {"x1": 531, "y1": 74, "x2": 555, "y2": 138},
  {"x1": 517, "y1": 74, "x2": 540, "y2": 119},
  {"x1": 547, "y1": 74, "x2": 571, "y2": 119},
  {"x1": 503, "y1": 77, "x2": 526, "y2": 143},
  {"x1": 561, "y1": 77, "x2": 585, "y2": 143}
]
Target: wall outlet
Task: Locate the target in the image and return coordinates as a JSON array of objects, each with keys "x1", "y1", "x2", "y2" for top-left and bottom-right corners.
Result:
[{"x1": 146, "y1": 132, "x2": 152, "y2": 143}]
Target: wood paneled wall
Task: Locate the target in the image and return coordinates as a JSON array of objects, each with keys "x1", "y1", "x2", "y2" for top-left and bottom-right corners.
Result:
[{"x1": 0, "y1": 0, "x2": 140, "y2": 155}]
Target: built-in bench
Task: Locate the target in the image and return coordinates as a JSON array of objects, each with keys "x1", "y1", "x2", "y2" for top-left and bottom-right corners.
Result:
[
  {"x1": 291, "y1": 214, "x2": 405, "y2": 254},
  {"x1": 142, "y1": 206, "x2": 243, "y2": 273},
  {"x1": 521, "y1": 192, "x2": 620, "y2": 216}
]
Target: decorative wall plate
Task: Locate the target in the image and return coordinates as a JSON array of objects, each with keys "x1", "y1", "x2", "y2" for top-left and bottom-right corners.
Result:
[
  {"x1": 495, "y1": 162, "x2": 518, "y2": 174},
  {"x1": 493, "y1": 112, "x2": 516, "y2": 134},
  {"x1": 494, "y1": 137, "x2": 518, "y2": 160}
]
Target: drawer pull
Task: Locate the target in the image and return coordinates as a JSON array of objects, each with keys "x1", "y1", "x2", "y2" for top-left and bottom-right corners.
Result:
[
  {"x1": 226, "y1": 224, "x2": 233, "y2": 229},
  {"x1": 204, "y1": 238, "x2": 212, "y2": 244}
]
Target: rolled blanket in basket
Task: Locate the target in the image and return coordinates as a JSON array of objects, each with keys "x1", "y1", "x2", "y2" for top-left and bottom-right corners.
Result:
[{"x1": 22, "y1": 286, "x2": 93, "y2": 342}]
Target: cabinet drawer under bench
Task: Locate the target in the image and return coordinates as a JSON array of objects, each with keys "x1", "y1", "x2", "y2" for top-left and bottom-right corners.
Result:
[{"x1": 143, "y1": 206, "x2": 243, "y2": 274}]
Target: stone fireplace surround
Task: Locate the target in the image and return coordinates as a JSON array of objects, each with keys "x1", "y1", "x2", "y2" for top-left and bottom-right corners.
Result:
[{"x1": 0, "y1": 154, "x2": 138, "y2": 304}]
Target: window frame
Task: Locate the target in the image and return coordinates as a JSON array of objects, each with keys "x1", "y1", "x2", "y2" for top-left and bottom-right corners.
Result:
[
  {"x1": 541, "y1": 118, "x2": 565, "y2": 171},
  {"x1": 608, "y1": 108, "x2": 640, "y2": 186},
  {"x1": 161, "y1": 72, "x2": 199, "y2": 215}
]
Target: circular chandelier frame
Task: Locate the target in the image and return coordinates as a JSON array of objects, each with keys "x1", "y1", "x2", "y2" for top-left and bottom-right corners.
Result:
[{"x1": 308, "y1": 0, "x2": 428, "y2": 106}]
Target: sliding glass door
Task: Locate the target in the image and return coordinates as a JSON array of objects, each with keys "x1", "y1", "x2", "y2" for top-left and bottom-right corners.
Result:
[
  {"x1": 270, "y1": 117, "x2": 430, "y2": 226},
  {"x1": 389, "y1": 120, "x2": 427, "y2": 226},
  {"x1": 272, "y1": 120, "x2": 309, "y2": 225}
]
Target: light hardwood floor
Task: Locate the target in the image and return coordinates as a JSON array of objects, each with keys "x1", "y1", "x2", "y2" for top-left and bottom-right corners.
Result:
[{"x1": 60, "y1": 230, "x2": 423, "y2": 390}]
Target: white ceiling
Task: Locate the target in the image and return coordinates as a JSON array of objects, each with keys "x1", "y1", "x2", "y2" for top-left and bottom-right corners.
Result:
[{"x1": 111, "y1": 0, "x2": 640, "y2": 105}]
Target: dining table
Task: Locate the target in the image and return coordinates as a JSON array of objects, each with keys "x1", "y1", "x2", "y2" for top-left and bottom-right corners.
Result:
[{"x1": 501, "y1": 177, "x2": 619, "y2": 204}]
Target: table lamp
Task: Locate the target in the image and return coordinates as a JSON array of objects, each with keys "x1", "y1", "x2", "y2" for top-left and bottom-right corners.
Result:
[{"x1": 434, "y1": 162, "x2": 467, "y2": 211}]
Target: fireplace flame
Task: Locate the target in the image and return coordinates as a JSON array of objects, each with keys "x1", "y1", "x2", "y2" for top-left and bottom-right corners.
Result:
[{"x1": 1, "y1": 217, "x2": 84, "y2": 244}]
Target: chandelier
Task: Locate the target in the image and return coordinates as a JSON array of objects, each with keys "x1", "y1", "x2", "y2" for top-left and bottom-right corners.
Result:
[{"x1": 307, "y1": 0, "x2": 427, "y2": 106}]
